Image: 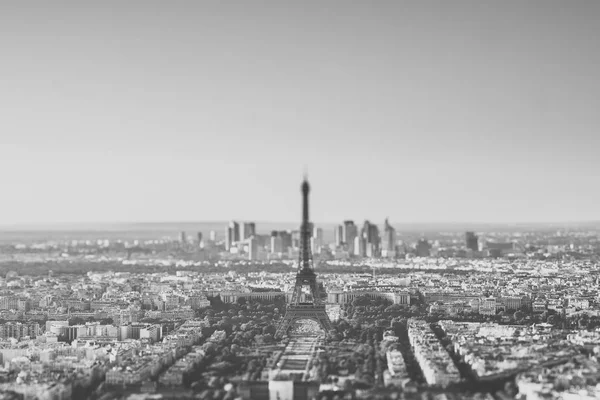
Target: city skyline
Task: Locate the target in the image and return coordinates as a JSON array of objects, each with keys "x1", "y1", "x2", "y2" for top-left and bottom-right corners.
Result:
[
  {"x1": 2, "y1": 2, "x2": 600, "y2": 399},
  {"x1": 2, "y1": 1, "x2": 600, "y2": 225}
]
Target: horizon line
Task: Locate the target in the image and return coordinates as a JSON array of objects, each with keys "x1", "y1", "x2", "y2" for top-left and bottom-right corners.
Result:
[{"x1": 1, "y1": 219, "x2": 600, "y2": 231}]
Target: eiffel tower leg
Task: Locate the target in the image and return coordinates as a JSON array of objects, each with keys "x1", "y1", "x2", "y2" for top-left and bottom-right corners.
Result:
[
  {"x1": 276, "y1": 313, "x2": 294, "y2": 338},
  {"x1": 314, "y1": 310, "x2": 332, "y2": 332}
]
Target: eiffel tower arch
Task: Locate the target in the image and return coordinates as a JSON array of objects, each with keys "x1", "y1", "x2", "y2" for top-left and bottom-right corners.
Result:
[
  {"x1": 276, "y1": 177, "x2": 332, "y2": 338},
  {"x1": 276, "y1": 304, "x2": 333, "y2": 336}
]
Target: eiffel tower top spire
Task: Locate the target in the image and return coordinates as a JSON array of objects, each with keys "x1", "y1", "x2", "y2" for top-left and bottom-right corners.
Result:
[
  {"x1": 299, "y1": 176, "x2": 313, "y2": 272},
  {"x1": 301, "y1": 178, "x2": 310, "y2": 225}
]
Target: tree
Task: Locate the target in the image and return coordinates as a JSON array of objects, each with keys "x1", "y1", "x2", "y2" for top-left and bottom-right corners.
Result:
[
  {"x1": 201, "y1": 342, "x2": 217, "y2": 354},
  {"x1": 262, "y1": 325, "x2": 276, "y2": 335},
  {"x1": 352, "y1": 296, "x2": 371, "y2": 307},
  {"x1": 336, "y1": 320, "x2": 350, "y2": 331},
  {"x1": 504, "y1": 381, "x2": 518, "y2": 397},
  {"x1": 343, "y1": 379, "x2": 353, "y2": 391},
  {"x1": 385, "y1": 304, "x2": 404, "y2": 313},
  {"x1": 255, "y1": 334, "x2": 274, "y2": 345},
  {"x1": 513, "y1": 311, "x2": 525, "y2": 321},
  {"x1": 208, "y1": 295, "x2": 226, "y2": 311},
  {"x1": 69, "y1": 317, "x2": 86, "y2": 325},
  {"x1": 520, "y1": 304, "x2": 530, "y2": 313},
  {"x1": 376, "y1": 319, "x2": 388, "y2": 328}
]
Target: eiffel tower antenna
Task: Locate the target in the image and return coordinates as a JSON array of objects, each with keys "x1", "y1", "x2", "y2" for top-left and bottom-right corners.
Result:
[{"x1": 276, "y1": 175, "x2": 332, "y2": 338}]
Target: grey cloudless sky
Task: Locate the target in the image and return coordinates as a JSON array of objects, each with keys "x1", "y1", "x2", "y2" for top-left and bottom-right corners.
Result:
[{"x1": 1, "y1": 1, "x2": 599, "y2": 225}]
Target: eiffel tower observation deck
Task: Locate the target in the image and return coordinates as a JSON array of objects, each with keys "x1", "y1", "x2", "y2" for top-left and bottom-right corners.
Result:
[{"x1": 276, "y1": 176, "x2": 333, "y2": 338}]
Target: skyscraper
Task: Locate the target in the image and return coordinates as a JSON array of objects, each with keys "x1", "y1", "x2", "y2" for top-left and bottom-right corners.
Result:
[
  {"x1": 416, "y1": 238, "x2": 432, "y2": 257},
  {"x1": 240, "y1": 222, "x2": 256, "y2": 240},
  {"x1": 248, "y1": 236, "x2": 258, "y2": 261},
  {"x1": 381, "y1": 218, "x2": 396, "y2": 257},
  {"x1": 225, "y1": 227, "x2": 232, "y2": 251},
  {"x1": 312, "y1": 227, "x2": 323, "y2": 254},
  {"x1": 369, "y1": 225, "x2": 380, "y2": 249},
  {"x1": 270, "y1": 230, "x2": 292, "y2": 254},
  {"x1": 466, "y1": 231, "x2": 479, "y2": 252},
  {"x1": 239, "y1": 223, "x2": 246, "y2": 241},
  {"x1": 343, "y1": 220, "x2": 358, "y2": 254},
  {"x1": 313, "y1": 227, "x2": 323, "y2": 246},
  {"x1": 225, "y1": 221, "x2": 240, "y2": 251},
  {"x1": 291, "y1": 230, "x2": 301, "y2": 249},
  {"x1": 334, "y1": 225, "x2": 344, "y2": 247},
  {"x1": 231, "y1": 221, "x2": 240, "y2": 242},
  {"x1": 270, "y1": 231, "x2": 283, "y2": 254},
  {"x1": 280, "y1": 231, "x2": 292, "y2": 252},
  {"x1": 354, "y1": 235, "x2": 366, "y2": 257},
  {"x1": 362, "y1": 220, "x2": 380, "y2": 257}
]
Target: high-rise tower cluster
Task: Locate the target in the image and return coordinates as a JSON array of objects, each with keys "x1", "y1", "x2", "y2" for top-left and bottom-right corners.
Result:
[
  {"x1": 334, "y1": 220, "x2": 358, "y2": 253},
  {"x1": 225, "y1": 221, "x2": 256, "y2": 251},
  {"x1": 331, "y1": 218, "x2": 402, "y2": 258}
]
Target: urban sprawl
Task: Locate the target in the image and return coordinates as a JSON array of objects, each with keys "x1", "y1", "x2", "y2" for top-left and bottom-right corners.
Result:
[{"x1": 0, "y1": 195, "x2": 600, "y2": 399}]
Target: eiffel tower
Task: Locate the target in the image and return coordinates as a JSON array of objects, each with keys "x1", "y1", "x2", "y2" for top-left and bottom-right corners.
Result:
[{"x1": 276, "y1": 176, "x2": 332, "y2": 338}]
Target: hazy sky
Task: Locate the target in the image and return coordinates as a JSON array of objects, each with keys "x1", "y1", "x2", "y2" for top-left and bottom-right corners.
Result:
[{"x1": 1, "y1": 1, "x2": 599, "y2": 226}]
